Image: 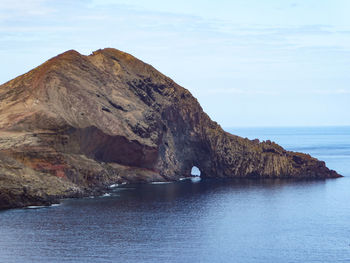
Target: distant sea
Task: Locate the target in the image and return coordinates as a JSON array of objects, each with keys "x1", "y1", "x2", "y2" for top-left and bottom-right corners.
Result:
[{"x1": 0, "y1": 126, "x2": 349, "y2": 263}]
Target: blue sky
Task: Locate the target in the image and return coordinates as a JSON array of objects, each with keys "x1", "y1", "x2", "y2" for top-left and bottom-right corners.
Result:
[{"x1": 1, "y1": 0, "x2": 349, "y2": 127}]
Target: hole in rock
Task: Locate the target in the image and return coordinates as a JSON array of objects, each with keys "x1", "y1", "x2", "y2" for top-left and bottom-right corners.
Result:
[{"x1": 191, "y1": 166, "x2": 201, "y2": 177}]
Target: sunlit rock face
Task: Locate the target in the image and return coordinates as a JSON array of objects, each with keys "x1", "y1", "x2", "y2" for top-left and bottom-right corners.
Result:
[{"x1": 0, "y1": 48, "x2": 341, "y2": 209}]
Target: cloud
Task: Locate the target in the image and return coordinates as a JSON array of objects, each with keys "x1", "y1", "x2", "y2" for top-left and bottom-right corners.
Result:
[
  {"x1": 205, "y1": 88, "x2": 278, "y2": 95},
  {"x1": 1, "y1": 0, "x2": 350, "y2": 54},
  {"x1": 308, "y1": 89, "x2": 350, "y2": 95},
  {"x1": 0, "y1": 0, "x2": 54, "y2": 16},
  {"x1": 202, "y1": 87, "x2": 350, "y2": 96}
]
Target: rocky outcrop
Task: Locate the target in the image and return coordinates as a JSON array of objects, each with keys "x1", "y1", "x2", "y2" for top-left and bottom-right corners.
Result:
[{"x1": 0, "y1": 48, "x2": 341, "y2": 209}]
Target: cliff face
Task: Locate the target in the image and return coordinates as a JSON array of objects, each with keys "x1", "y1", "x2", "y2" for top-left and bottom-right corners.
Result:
[{"x1": 0, "y1": 48, "x2": 340, "y2": 209}]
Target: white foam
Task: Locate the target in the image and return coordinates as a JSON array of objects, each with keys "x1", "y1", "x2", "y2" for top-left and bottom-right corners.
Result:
[
  {"x1": 150, "y1": 181, "x2": 172, "y2": 184},
  {"x1": 27, "y1": 203, "x2": 60, "y2": 209},
  {"x1": 26, "y1": 205, "x2": 47, "y2": 209},
  {"x1": 179, "y1": 177, "x2": 191, "y2": 181},
  {"x1": 101, "y1": 193, "x2": 111, "y2": 197},
  {"x1": 109, "y1": 183, "x2": 119, "y2": 188}
]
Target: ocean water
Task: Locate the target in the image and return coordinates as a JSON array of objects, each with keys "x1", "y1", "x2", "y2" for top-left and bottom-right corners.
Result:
[{"x1": 0, "y1": 126, "x2": 349, "y2": 263}]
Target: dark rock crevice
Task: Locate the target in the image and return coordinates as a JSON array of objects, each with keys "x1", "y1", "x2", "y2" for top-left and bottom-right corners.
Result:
[{"x1": 70, "y1": 126, "x2": 159, "y2": 169}]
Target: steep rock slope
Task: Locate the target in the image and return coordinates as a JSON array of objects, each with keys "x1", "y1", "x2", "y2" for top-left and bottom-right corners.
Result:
[{"x1": 0, "y1": 48, "x2": 341, "y2": 209}]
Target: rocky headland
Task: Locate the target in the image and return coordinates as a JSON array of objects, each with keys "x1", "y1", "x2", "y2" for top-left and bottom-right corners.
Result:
[{"x1": 0, "y1": 48, "x2": 341, "y2": 209}]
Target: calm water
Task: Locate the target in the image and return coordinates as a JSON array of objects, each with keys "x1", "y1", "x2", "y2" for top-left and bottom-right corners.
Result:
[{"x1": 0, "y1": 127, "x2": 349, "y2": 263}]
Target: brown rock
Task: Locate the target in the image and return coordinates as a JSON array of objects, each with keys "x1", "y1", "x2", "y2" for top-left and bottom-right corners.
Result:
[{"x1": 0, "y1": 48, "x2": 341, "y2": 209}]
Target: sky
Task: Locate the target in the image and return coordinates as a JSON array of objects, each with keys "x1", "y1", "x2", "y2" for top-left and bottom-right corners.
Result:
[{"x1": 0, "y1": 0, "x2": 349, "y2": 127}]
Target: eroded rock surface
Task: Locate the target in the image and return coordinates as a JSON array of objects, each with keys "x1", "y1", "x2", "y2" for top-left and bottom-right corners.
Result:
[{"x1": 0, "y1": 48, "x2": 341, "y2": 209}]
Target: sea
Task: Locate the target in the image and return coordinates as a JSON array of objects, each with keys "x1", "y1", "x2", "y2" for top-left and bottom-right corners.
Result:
[{"x1": 0, "y1": 126, "x2": 349, "y2": 263}]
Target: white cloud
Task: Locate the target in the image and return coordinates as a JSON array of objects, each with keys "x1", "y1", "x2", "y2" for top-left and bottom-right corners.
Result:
[
  {"x1": 308, "y1": 89, "x2": 350, "y2": 95},
  {"x1": 205, "y1": 88, "x2": 278, "y2": 95},
  {"x1": 0, "y1": 0, "x2": 54, "y2": 16}
]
